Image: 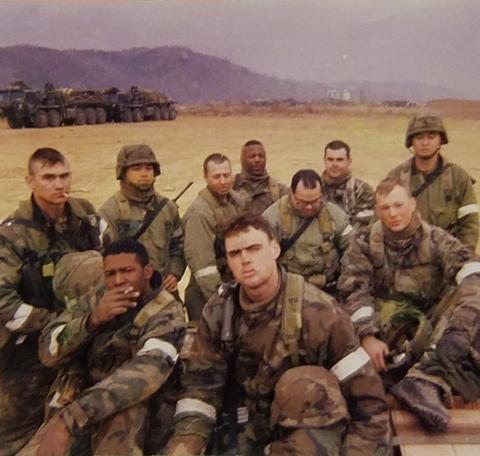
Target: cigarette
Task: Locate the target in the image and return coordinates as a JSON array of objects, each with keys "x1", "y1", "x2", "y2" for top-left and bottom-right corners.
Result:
[{"x1": 63, "y1": 192, "x2": 70, "y2": 198}]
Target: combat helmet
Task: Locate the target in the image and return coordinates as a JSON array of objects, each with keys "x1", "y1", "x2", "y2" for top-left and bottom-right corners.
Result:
[
  {"x1": 53, "y1": 250, "x2": 104, "y2": 303},
  {"x1": 405, "y1": 113, "x2": 448, "y2": 148},
  {"x1": 270, "y1": 366, "x2": 349, "y2": 428},
  {"x1": 116, "y1": 144, "x2": 161, "y2": 180}
]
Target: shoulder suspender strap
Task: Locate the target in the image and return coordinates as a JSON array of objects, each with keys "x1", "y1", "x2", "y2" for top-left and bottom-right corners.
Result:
[
  {"x1": 281, "y1": 272, "x2": 304, "y2": 367},
  {"x1": 269, "y1": 178, "x2": 281, "y2": 202},
  {"x1": 114, "y1": 191, "x2": 131, "y2": 220},
  {"x1": 345, "y1": 176, "x2": 356, "y2": 212}
]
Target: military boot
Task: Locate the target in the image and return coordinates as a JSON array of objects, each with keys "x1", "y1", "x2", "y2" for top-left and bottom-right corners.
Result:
[{"x1": 391, "y1": 377, "x2": 449, "y2": 432}]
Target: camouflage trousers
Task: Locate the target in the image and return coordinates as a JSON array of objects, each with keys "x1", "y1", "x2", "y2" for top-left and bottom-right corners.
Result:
[
  {"x1": 265, "y1": 424, "x2": 346, "y2": 456},
  {"x1": 0, "y1": 336, "x2": 56, "y2": 456},
  {"x1": 19, "y1": 399, "x2": 176, "y2": 455}
]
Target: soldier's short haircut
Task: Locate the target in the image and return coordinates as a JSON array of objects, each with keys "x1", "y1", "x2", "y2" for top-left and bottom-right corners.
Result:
[
  {"x1": 375, "y1": 177, "x2": 412, "y2": 201},
  {"x1": 224, "y1": 213, "x2": 278, "y2": 242},
  {"x1": 203, "y1": 153, "x2": 231, "y2": 175},
  {"x1": 290, "y1": 169, "x2": 322, "y2": 192},
  {"x1": 242, "y1": 139, "x2": 264, "y2": 148},
  {"x1": 324, "y1": 140, "x2": 351, "y2": 159},
  {"x1": 28, "y1": 147, "x2": 66, "y2": 175},
  {"x1": 103, "y1": 239, "x2": 150, "y2": 267}
]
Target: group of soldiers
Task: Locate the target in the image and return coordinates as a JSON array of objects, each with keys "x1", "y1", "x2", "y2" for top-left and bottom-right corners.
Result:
[{"x1": 0, "y1": 112, "x2": 479, "y2": 455}]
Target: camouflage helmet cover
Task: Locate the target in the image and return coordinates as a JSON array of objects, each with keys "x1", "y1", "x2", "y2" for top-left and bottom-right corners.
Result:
[
  {"x1": 53, "y1": 250, "x2": 105, "y2": 303},
  {"x1": 405, "y1": 113, "x2": 448, "y2": 148},
  {"x1": 116, "y1": 144, "x2": 161, "y2": 180},
  {"x1": 271, "y1": 366, "x2": 349, "y2": 428}
]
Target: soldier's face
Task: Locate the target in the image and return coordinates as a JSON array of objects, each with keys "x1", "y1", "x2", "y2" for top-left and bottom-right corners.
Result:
[
  {"x1": 103, "y1": 253, "x2": 153, "y2": 296},
  {"x1": 204, "y1": 161, "x2": 233, "y2": 196},
  {"x1": 411, "y1": 132, "x2": 442, "y2": 160},
  {"x1": 242, "y1": 144, "x2": 266, "y2": 176},
  {"x1": 290, "y1": 181, "x2": 323, "y2": 218},
  {"x1": 226, "y1": 227, "x2": 280, "y2": 290},
  {"x1": 324, "y1": 148, "x2": 351, "y2": 179},
  {"x1": 26, "y1": 160, "x2": 71, "y2": 207},
  {"x1": 125, "y1": 164, "x2": 155, "y2": 190},
  {"x1": 376, "y1": 185, "x2": 416, "y2": 232}
]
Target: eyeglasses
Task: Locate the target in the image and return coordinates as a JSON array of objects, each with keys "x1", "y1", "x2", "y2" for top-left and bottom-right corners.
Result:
[{"x1": 291, "y1": 193, "x2": 323, "y2": 208}]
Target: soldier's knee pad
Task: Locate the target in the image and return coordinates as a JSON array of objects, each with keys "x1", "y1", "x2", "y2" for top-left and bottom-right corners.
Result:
[{"x1": 271, "y1": 366, "x2": 349, "y2": 429}]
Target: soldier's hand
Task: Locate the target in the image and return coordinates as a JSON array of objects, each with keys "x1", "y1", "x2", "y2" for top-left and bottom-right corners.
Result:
[
  {"x1": 361, "y1": 335, "x2": 389, "y2": 372},
  {"x1": 87, "y1": 285, "x2": 140, "y2": 331},
  {"x1": 36, "y1": 415, "x2": 72, "y2": 456},
  {"x1": 163, "y1": 274, "x2": 178, "y2": 293}
]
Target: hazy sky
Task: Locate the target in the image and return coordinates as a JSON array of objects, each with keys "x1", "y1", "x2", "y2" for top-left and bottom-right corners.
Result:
[{"x1": 1, "y1": 0, "x2": 479, "y2": 92}]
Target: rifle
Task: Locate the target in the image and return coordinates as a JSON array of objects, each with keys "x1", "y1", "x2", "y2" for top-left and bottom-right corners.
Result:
[{"x1": 172, "y1": 181, "x2": 194, "y2": 204}]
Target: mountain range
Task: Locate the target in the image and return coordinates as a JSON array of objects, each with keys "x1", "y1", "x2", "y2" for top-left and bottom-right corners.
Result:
[{"x1": 0, "y1": 45, "x2": 469, "y2": 104}]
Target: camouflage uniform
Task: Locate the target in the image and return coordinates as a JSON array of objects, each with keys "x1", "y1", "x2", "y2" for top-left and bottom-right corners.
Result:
[
  {"x1": 338, "y1": 216, "x2": 480, "y2": 393},
  {"x1": 320, "y1": 171, "x2": 375, "y2": 228},
  {"x1": 21, "y1": 285, "x2": 186, "y2": 455},
  {"x1": 233, "y1": 172, "x2": 288, "y2": 215},
  {"x1": 183, "y1": 188, "x2": 239, "y2": 320},
  {"x1": 0, "y1": 196, "x2": 100, "y2": 455},
  {"x1": 166, "y1": 269, "x2": 391, "y2": 456},
  {"x1": 263, "y1": 195, "x2": 352, "y2": 291},
  {"x1": 100, "y1": 144, "x2": 186, "y2": 280}
]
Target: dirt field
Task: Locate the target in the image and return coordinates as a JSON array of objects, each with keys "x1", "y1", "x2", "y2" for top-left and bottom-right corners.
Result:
[{"x1": 1, "y1": 108, "x2": 479, "y2": 220}]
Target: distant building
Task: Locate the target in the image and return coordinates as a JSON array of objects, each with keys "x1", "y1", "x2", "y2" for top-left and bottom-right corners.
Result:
[{"x1": 327, "y1": 88, "x2": 352, "y2": 102}]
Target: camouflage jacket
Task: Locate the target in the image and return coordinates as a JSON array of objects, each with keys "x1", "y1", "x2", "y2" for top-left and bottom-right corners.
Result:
[
  {"x1": 388, "y1": 155, "x2": 479, "y2": 251},
  {"x1": 338, "y1": 219, "x2": 479, "y2": 338},
  {"x1": 0, "y1": 197, "x2": 100, "y2": 341},
  {"x1": 100, "y1": 191, "x2": 186, "y2": 280},
  {"x1": 38, "y1": 286, "x2": 186, "y2": 434},
  {"x1": 183, "y1": 188, "x2": 239, "y2": 301},
  {"x1": 320, "y1": 172, "x2": 375, "y2": 228},
  {"x1": 232, "y1": 173, "x2": 288, "y2": 215},
  {"x1": 169, "y1": 269, "x2": 390, "y2": 455},
  {"x1": 263, "y1": 196, "x2": 352, "y2": 289}
]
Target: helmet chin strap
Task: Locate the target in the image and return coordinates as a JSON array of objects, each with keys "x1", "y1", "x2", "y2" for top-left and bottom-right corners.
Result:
[{"x1": 409, "y1": 146, "x2": 441, "y2": 161}]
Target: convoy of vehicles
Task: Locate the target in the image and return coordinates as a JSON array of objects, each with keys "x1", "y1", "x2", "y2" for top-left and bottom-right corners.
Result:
[{"x1": 0, "y1": 81, "x2": 177, "y2": 128}]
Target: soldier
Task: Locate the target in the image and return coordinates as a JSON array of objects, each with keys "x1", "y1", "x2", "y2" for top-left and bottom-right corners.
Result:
[
  {"x1": 165, "y1": 214, "x2": 390, "y2": 456},
  {"x1": 232, "y1": 139, "x2": 288, "y2": 215},
  {"x1": 183, "y1": 153, "x2": 239, "y2": 321},
  {"x1": 387, "y1": 113, "x2": 478, "y2": 251},
  {"x1": 21, "y1": 239, "x2": 186, "y2": 455},
  {"x1": 263, "y1": 169, "x2": 352, "y2": 293},
  {"x1": 0, "y1": 147, "x2": 101, "y2": 455},
  {"x1": 321, "y1": 139, "x2": 375, "y2": 227},
  {"x1": 338, "y1": 177, "x2": 480, "y2": 431},
  {"x1": 100, "y1": 144, "x2": 185, "y2": 294}
]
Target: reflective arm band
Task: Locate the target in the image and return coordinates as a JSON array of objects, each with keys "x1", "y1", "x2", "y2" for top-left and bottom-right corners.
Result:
[
  {"x1": 350, "y1": 306, "x2": 374, "y2": 324},
  {"x1": 174, "y1": 398, "x2": 217, "y2": 423},
  {"x1": 455, "y1": 262, "x2": 480, "y2": 284},
  {"x1": 194, "y1": 265, "x2": 219, "y2": 279},
  {"x1": 330, "y1": 347, "x2": 370, "y2": 383},
  {"x1": 341, "y1": 224, "x2": 353, "y2": 237},
  {"x1": 48, "y1": 324, "x2": 67, "y2": 356},
  {"x1": 5, "y1": 304, "x2": 34, "y2": 331},
  {"x1": 457, "y1": 204, "x2": 479, "y2": 219},
  {"x1": 356, "y1": 209, "x2": 374, "y2": 219},
  {"x1": 137, "y1": 338, "x2": 179, "y2": 364}
]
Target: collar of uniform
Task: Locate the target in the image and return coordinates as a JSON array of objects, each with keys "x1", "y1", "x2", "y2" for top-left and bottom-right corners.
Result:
[
  {"x1": 411, "y1": 154, "x2": 444, "y2": 177},
  {"x1": 120, "y1": 180, "x2": 156, "y2": 205},
  {"x1": 237, "y1": 170, "x2": 270, "y2": 186},
  {"x1": 321, "y1": 170, "x2": 352, "y2": 186}
]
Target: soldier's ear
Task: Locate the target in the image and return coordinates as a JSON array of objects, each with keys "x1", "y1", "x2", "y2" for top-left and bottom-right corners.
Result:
[
  {"x1": 410, "y1": 197, "x2": 416, "y2": 211},
  {"x1": 25, "y1": 174, "x2": 33, "y2": 190},
  {"x1": 271, "y1": 239, "x2": 281, "y2": 260},
  {"x1": 143, "y1": 263, "x2": 154, "y2": 281}
]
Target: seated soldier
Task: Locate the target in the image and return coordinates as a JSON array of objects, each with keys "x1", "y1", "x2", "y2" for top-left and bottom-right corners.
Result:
[
  {"x1": 263, "y1": 169, "x2": 352, "y2": 293},
  {"x1": 338, "y1": 177, "x2": 480, "y2": 431},
  {"x1": 21, "y1": 239, "x2": 186, "y2": 455},
  {"x1": 233, "y1": 139, "x2": 288, "y2": 215},
  {"x1": 165, "y1": 214, "x2": 390, "y2": 456}
]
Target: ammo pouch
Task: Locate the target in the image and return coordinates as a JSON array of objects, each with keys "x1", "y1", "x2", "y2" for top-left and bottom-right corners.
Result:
[{"x1": 18, "y1": 250, "x2": 56, "y2": 312}]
